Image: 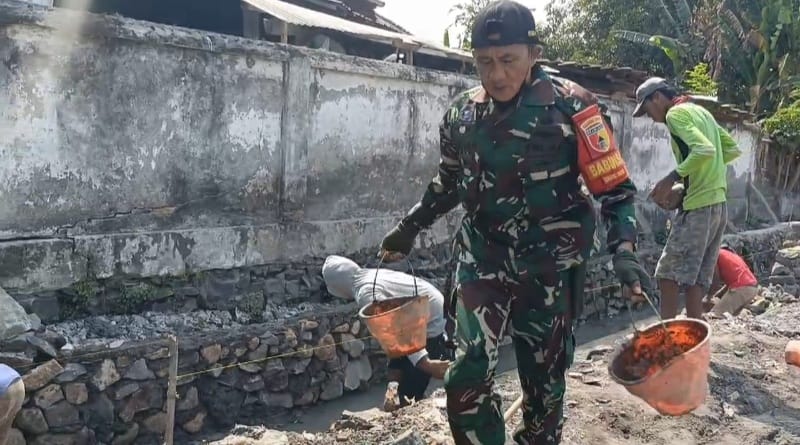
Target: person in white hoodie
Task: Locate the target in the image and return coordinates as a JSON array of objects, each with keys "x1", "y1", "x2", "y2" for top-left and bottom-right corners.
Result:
[{"x1": 322, "y1": 255, "x2": 452, "y2": 406}]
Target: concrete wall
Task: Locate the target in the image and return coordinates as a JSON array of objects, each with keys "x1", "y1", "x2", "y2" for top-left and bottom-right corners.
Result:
[{"x1": 0, "y1": 1, "x2": 762, "y2": 293}]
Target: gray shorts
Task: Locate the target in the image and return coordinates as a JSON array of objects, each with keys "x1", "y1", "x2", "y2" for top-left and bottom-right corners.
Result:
[{"x1": 655, "y1": 202, "x2": 727, "y2": 289}]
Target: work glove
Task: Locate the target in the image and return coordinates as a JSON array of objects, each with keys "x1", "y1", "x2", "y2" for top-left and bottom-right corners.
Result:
[
  {"x1": 379, "y1": 222, "x2": 419, "y2": 259},
  {"x1": 612, "y1": 250, "x2": 653, "y2": 300}
]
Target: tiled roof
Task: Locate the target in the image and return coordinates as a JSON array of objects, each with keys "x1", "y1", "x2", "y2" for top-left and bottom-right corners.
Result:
[{"x1": 540, "y1": 59, "x2": 754, "y2": 123}]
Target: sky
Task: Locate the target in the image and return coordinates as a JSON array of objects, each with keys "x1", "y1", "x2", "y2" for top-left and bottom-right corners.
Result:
[{"x1": 377, "y1": 0, "x2": 548, "y2": 46}]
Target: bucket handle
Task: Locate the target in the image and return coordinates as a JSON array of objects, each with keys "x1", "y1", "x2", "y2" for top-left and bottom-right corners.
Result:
[
  {"x1": 371, "y1": 256, "x2": 419, "y2": 304},
  {"x1": 626, "y1": 291, "x2": 667, "y2": 333}
]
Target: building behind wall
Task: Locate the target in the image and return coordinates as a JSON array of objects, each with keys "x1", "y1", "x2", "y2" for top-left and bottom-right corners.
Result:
[{"x1": 54, "y1": 0, "x2": 470, "y2": 72}]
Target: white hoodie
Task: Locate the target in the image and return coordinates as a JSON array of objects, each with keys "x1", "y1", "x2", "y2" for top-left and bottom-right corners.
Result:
[{"x1": 322, "y1": 255, "x2": 446, "y2": 365}]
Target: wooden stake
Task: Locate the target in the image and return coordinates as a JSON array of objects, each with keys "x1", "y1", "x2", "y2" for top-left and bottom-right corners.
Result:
[
  {"x1": 281, "y1": 21, "x2": 289, "y2": 44},
  {"x1": 164, "y1": 335, "x2": 179, "y2": 445}
]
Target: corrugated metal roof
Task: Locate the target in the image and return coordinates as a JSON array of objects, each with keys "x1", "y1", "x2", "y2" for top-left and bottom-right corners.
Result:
[{"x1": 244, "y1": 0, "x2": 472, "y2": 61}]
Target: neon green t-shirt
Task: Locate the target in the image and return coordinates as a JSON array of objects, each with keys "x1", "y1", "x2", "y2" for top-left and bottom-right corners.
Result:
[{"x1": 666, "y1": 102, "x2": 742, "y2": 211}]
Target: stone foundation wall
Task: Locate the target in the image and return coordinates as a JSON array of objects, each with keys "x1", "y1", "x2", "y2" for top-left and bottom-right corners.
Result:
[
  {"x1": 9, "y1": 245, "x2": 454, "y2": 324},
  {"x1": 9, "y1": 306, "x2": 383, "y2": 445},
  {"x1": 11, "y1": 242, "x2": 659, "y2": 326},
  {"x1": 172, "y1": 307, "x2": 384, "y2": 439},
  {"x1": 11, "y1": 341, "x2": 172, "y2": 445}
]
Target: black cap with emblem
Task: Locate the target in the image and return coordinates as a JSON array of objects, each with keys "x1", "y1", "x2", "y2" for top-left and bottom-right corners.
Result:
[{"x1": 470, "y1": 0, "x2": 539, "y2": 49}]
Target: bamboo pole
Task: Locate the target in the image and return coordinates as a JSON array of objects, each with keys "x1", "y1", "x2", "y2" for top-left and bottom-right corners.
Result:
[
  {"x1": 164, "y1": 335, "x2": 179, "y2": 445},
  {"x1": 281, "y1": 21, "x2": 289, "y2": 44}
]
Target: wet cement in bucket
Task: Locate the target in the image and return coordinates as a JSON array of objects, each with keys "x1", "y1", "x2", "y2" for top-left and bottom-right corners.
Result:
[
  {"x1": 360, "y1": 295, "x2": 429, "y2": 359},
  {"x1": 611, "y1": 322, "x2": 707, "y2": 381}
]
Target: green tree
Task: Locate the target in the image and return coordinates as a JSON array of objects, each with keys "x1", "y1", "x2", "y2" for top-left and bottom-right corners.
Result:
[
  {"x1": 764, "y1": 89, "x2": 800, "y2": 147},
  {"x1": 682, "y1": 63, "x2": 718, "y2": 96},
  {"x1": 450, "y1": 0, "x2": 493, "y2": 49},
  {"x1": 609, "y1": 0, "x2": 721, "y2": 81},
  {"x1": 444, "y1": 28, "x2": 451, "y2": 47},
  {"x1": 538, "y1": 0, "x2": 679, "y2": 75}
]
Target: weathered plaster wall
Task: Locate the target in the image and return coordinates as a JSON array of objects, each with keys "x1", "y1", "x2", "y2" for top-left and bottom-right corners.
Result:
[
  {"x1": 0, "y1": 1, "x2": 761, "y2": 294},
  {"x1": 0, "y1": 1, "x2": 468, "y2": 292}
]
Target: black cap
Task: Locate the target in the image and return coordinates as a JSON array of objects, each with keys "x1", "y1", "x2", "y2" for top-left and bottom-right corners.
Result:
[{"x1": 471, "y1": 1, "x2": 538, "y2": 49}]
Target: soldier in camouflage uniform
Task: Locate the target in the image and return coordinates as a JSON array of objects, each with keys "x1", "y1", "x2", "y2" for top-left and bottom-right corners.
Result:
[{"x1": 379, "y1": 1, "x2": 651, "y2": 444}]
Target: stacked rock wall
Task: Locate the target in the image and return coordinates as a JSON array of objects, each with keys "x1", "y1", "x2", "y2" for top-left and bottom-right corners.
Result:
[{"x1": 8, "y1": 306, "x2": 382, "y2": 445}]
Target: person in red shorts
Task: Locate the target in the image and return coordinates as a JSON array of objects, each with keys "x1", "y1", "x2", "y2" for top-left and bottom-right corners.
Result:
[{"x1": 704, "y1": 244, "x2": 758, "y2": 316}]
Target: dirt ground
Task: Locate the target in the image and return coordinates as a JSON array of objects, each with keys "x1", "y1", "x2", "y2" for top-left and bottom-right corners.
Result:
[{"x1": 208, "y1": 301, "x2": 800, "y2": 445}]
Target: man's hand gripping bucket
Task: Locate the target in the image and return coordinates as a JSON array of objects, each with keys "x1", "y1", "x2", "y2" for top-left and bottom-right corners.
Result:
[
  {"x1": 358, "y1": 258, "x2": 430, "y2": 359},
  {"x1": 608, "y1": 293, "x2": 712, "y2": 416}
]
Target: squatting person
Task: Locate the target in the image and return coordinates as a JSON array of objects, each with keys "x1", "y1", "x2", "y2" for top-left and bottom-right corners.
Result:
[
  {"x1": 377, "y1": 1, "x2": 651, "y2": 443},
  {"x1": 705, "y1": 244, "x2": 758, "y2": 316},
  {"x1": 321, "y1": 255, "x2": 452, "y2": 407},
  {"x1": 0, "y1": 363, "x2": 24, "y2": 444}
]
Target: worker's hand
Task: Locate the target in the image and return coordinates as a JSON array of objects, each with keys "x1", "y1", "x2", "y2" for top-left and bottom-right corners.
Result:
[
  {"x1": 379, "y1": 223, "x2": 418, "y2": 262},
  {"x1": 612, "y1": 248, "x2": 652, "y2": 304},
  {"x1": 648, "y1": 174, "x2": 678, "y2": 204},
  {"x1": 653, "y1": 183, "x2": 685, "y2": 211},
  {"x1": 416, "y1": 357, "x2": 450, "y2": 380}
]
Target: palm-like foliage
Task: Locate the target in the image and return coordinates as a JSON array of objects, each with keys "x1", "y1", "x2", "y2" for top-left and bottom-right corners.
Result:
[
  {"x1": 717, "y1": 0, "x2": 800, "y2": 115},
  {"x1": 611, "y1": 30, "x2": 689, "y2": 72},
  {"x1": 611, "y1": 0, "x2": 700, "y2": 79}
]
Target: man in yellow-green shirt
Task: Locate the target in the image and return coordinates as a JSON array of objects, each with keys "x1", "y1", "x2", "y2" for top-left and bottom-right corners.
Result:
[{"x1": 633, "y1": 77, "x2": 742, "y2": 319}]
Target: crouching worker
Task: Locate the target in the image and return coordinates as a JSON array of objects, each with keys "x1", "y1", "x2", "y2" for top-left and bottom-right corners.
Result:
[
  {"x1": 322, "y1": 255, "x2": 452, "y2": 407},
  {"x1": 0, "y1": 363, "x2": 24, "y2": 444},
  {"x1": 704, "y1": 244, "x2": 758, "y2": 316}
]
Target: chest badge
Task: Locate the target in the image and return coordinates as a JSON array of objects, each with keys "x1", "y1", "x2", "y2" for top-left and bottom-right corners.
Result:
[{"x1": 459, "y1": 106, "x2": 475, "y2": 124}]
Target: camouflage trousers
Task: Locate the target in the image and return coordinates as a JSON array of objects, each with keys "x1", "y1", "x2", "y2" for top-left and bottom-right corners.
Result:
[{"x1": 443, "y1": 262, "x2": 579, "y2": 445}]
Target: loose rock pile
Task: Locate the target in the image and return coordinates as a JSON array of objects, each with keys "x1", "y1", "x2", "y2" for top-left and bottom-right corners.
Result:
[
  {"x1": 46, "y1": 302, "x2": 341, "y2": 346},
  {"x1": 730, "y1": 241, "x2": 800, "y2": 318},
  {"x1": 0, "y1": 287, "x2": 70, "y2": 384}
]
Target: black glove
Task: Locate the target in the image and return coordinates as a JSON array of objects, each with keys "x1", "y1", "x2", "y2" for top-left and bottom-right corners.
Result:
[
  {"x1": 612, "y1": 250, "x2": 653, "y2": 296},
  {"x1": 380, "y1": 223, "x2": 419, "y2": 256}
]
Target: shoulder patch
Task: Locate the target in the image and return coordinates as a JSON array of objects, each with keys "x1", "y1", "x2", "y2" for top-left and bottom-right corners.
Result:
[{"x1": 459, "y1": 104, "x2": 475, "y2": 124}]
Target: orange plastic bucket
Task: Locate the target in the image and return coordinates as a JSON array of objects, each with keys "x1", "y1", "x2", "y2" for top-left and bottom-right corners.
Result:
[
  {"x1": 359, "y1": 259, "x2": 429, "y2": 359},
  {"x1": 609, "y1": 318, "x2": 711, "y2": 416},
  {"x1": 786, "y1": 340, "x2": 800, "y2": 367}
]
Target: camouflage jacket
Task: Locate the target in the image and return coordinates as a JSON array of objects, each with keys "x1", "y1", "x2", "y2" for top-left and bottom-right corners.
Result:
[{"x1": 402, "y1": 67, "x2": 638, "y2": 280}]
